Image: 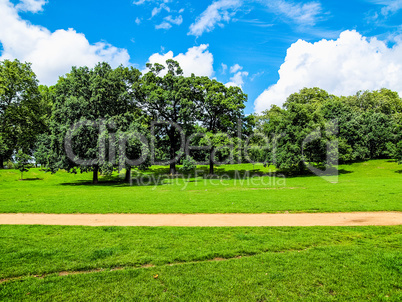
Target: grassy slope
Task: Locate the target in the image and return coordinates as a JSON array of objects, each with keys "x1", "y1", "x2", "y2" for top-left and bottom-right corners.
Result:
[
  {"x1": 0, "y1": 225, "x2": 401, "y2": 301},
  {"x1": 0, "y1": 159, "x2": 401, "y2": 213}
]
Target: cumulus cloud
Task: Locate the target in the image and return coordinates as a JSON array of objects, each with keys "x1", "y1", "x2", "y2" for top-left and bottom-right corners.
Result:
[
  {"x1": 188, "y1": 0, "x2": 242, "y2": 37},
  {"x1": 225, "y1": 64, "x2": 248, "y2": 87},
  {"x1": 254, "y1": 30, "x2": 402, "y2": 112},
  {"x1": 0, "y1": 0, "x2": 130, "y2": 85},
  {"x1": 145, "y1": 44, "x2": 214, "y2": 77},
  {"x1": 16, "y1": 0, "x2": 47, "y2": 13},
  {"x1": 225, "y1": 71, "x2": 249, "y2": 87}
]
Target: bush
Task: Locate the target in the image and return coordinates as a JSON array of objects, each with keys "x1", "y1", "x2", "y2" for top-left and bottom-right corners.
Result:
[
  {"x1": 179, "y1": 156, "x2": 197, "y2": 174},
  {"x1": 6, "y1": 160, "x2": 14, "y2": 169}
]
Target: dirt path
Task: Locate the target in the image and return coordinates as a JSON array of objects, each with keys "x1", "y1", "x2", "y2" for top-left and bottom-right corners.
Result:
[{"x1": 0, "y1": 212, "x2": 401, "y2": 227}]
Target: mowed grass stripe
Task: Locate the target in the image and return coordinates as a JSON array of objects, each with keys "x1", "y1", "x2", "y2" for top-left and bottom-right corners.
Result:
[
  {"x1": 0, "y1": 226, "x2": 401, "y2": 301},
  {"x1": 1, "y1": 225, "x2": 401, "y2": 279}
]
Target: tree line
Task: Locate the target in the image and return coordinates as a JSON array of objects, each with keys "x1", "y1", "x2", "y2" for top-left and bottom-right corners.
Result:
[
  {"x1": 254, "y1": 87, "x2": 402, "y2": 172},
  {"x1": 1, "y1": 59, "x2": 401, "y2": 183}
]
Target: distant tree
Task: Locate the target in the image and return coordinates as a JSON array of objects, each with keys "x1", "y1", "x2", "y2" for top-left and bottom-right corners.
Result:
[
  {"x1": 0, "y1": 59, "x2": 45, "y2": 168},
  {"x1": 15, "y1": 150, "x2": 31, "y2": 180},
  {"x1": 34, "y1": 133, "x2": 52, "y2": 167},
  {"x1": 396, "y1": 141, "x2": 402, "y2": 164}
]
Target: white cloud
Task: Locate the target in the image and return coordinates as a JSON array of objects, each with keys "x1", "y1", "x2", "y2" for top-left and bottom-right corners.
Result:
[
  {"x1": 133, "y1": 0, "x2": 148, "y2": 5},
  {"x1": 165, "y1": 15, "x2": 183, "y2": 25},
  {"x1": 225, "y1": 71, "x2": 248, "y2": 88},
  {"x1": 262, "y1": 0, "x2": 323, "y2": 26},
  {"x1": 16, "y1": 0, "x2": 47, "y2": 13},
  {"x1": 188, "y1": 0, "x2": 242, "y2": 37},
  {"x1": 145, "y1": 44, "x2": 214, "y2": 77},
  {"x1": 134, "y1": 0, "x2": 171, "y2": 5},
  {"x1": 155, "y1": 15, "x2": 182, "y2": 30},
  {"x1": 250, "y1": 71, "x2": 264, "y2": 81},
  {"x1": 367, "y1": 0, "x2": 402, "y2": 15},
  {"x1": 0, "y1": 0, "x2": 130, "y2": 85},
  {"x1": 151, "y1": 3, "x2": 170, "y2": 17},
  {"x1": 155, "y1": 21, "x2": 172, "y2": 30},
  {"x1": 135, "y1": 17, "x2": 141, "y2": 25},
  {"x1": 188, "y1": 0, "x2": 324, "y2": 36},
  {"x1": 230, "y1": 63, "x2": 242, "y2": 73},
  {"x1": 226, "y1": 64, "x2": 248, "y2": 87},
  {"x1": 254, "y1": 30, "x2": 402, "y2": 112},
  {"x1": 221, "y1": 63, "x2": 228, "y2": 74}
]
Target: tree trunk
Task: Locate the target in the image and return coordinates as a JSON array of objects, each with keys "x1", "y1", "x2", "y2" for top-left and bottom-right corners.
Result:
[
  {"x1": 125, "y1": 166, "x2": 132, "y2": 182},
  {"x1": 169, "y1": 130, "x2": 177, "y2": 175},
  {"x1": 0, "y1": 154, "x2": 4, "y2": 169},
  {"x1": 170, "y1": 163, "x2": 176, "y2": 175},
  {"x1": 298, "y1": 161, "x2": 305, "y2": 174},
  {"x1": 209, "y1": 148, "x2": 214, "y2": 175},
  {"x1": 93, "y1": 165, "x2": 99, "y2": 184}
]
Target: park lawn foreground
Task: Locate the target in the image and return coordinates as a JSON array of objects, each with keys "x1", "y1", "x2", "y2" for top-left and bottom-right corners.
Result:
[
  {"x1": 0, "y1": 225, "x2": 401, "y2": 301},
  {"x1": 1, "y1": 159, "x2": 401, "y2": 300},
  {"x1": 0, "y1": 159, "x2": 401, "y2": 214}
]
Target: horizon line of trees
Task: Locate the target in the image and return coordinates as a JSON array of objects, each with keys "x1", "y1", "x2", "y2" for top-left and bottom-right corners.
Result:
[{"x1": 1, "y1": 59, "x2": 401, "y2": 183}]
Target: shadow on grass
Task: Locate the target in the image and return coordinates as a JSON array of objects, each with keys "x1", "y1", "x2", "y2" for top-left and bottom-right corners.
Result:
[
  {"x1": 18, "y1": 178, "x2": 44, "y2": 181},
  {"x1": 395, "y1": 170, "x2": 402, "y2": 174},
  {"x1": 59, "y1": 166, "x2": 353, "y2": 187}
]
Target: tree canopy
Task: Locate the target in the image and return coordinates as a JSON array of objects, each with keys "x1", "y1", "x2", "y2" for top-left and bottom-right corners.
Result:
[{"x1": 0, "y1": 59, "x2": 47, "y2": 168}]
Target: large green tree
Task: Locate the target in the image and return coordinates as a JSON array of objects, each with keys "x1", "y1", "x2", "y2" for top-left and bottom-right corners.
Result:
[
  {"x1": 0, "y1": 59, "x2": 45, "y2": 168},
  {"x1": 49, "y1": 62, "x2": 146, "y2": 184},
  {"x1": 261, "y1": 88, "x2": 334, "y2": 173},
  {"x1": 194, "y1": 77, "x2": 247, "y2": 174},
  {"x1": 139, "y1": 60, "x2": 197, "y2": 174}
]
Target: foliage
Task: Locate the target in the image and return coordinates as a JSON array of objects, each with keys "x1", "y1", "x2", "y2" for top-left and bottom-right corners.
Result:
[
  {"x1": 396, "y1": 141, "x2": 402, "y2": 164},
  {"x1": 15, "y1": 150, "x2": 31, "y2": 179},
  {"x1": 179, "y1": 156, "x2": 197, "y2": 174},
  {"x1": 49, "y1": 62, "x2": 145, "y2": 183},
  {"x1": 0, "y1": 59, "x2": 47, "y2": 168},
  {"x1": 33, "y1": 133, "x2": 52, "y2": 167},
  {"x1": 193, "y1": 77, "x2": 247, "y2": 174},
  {"x1": 140, "y1": 60, "x2": 198, "y2": 174},
  {"x1": 257, "y1": 87, "x2": 402, "y2": 171}
]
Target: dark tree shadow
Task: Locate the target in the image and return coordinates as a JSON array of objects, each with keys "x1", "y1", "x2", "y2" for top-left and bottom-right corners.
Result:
[
  {"x1": 59, "y1": 165, "x2": 354, "y2": 187},
  {"x1": 18, "y1": 178, "x2": 44, "y2": 181}
]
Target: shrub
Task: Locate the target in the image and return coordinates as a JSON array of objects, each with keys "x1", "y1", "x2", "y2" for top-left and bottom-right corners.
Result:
[{"x1": 179, "y1": 156, "x2": 197, "y2": 174}]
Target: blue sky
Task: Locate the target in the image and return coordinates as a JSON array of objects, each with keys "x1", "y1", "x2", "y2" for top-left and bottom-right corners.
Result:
[{"x1": 1, "y1": 0, "x2": 402, "y2": 113}]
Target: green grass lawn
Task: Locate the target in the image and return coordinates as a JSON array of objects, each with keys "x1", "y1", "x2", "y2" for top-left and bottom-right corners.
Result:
[
  {"x1": 0, "y1": 225, "x2": 401, "y2": 301},
  {"x1": 0, "y1": 159, "x2": 401, "y2": 213},
  {"x1": 1, "y1": 161, "x2": 401, "y2": 300}
]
